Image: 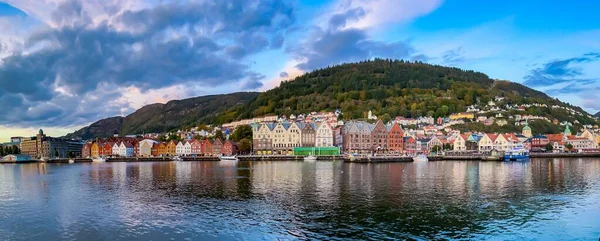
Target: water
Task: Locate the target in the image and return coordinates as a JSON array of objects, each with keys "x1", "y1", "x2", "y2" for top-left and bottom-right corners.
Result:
[{"x1": 1, "y1": 159, "x2": 599, "y2": 241}]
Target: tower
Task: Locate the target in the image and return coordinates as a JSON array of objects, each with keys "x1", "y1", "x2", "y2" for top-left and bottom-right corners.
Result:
[{"x1": 522, "y1": 120, "x2": 532, "y2": 138}]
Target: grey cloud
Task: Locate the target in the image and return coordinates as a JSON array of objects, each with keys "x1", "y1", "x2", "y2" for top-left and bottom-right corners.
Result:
[
  {"x1": 442, "y1": 47, "x2": 466, "y2": 65},
  {"x1": 294, "y1": 28, "x2": 417, "y2": 71},
  {"x1": 523, "y1": 52, "x2": 600, "y2": 87},
  {"x1": 292, "y1": 8, "x2": 423, "y2": 71},
  {"x1": 279, "y1": 71, "x2": 289, "y2": 78},
  {"x1": 0, "y1": 0, "x2": 296, "y2": 128},
  {"x1": 328, "y1": 7, "x2": 365, "y2": 29}
]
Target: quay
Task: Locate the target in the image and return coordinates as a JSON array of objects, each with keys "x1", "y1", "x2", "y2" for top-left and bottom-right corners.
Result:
[
  {"x1": 106, "y1": 157, "x2": 172, "y2": 162},
  {"x1": 344, "y1": 156, "x2": 414, "y2": 163},
  {"x1": 46, "y1": 158, "x2": 92, "y2": 163},
  {"x1": 181, "y1": 156, "x2": 220, "y2": 161},
  {"x1": 237, "y1": 155, "x2": 304, "y2": 161},
  {"x1": 529, "y1": 153, "x2": 600, "y2": 158}
]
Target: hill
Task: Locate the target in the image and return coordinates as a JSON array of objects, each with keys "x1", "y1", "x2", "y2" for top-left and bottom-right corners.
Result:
[
  {"x1": 595, "y1": 112, "x2": 600, "y2": 118},
  {"x1": 67, "y1": 59, "x2": 598, "y2": 139},
  {"x1": 221, "y1": 59, "x2": 597, "y2": 132},
  {"x1": 65, "y1": 116, "x2": 124, "y2": 140},
  {"x1": 65, "y1": 92, "x2": 259, "y2": 139}
]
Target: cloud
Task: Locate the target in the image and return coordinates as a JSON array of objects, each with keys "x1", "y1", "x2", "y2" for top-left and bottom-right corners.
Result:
[
  {"x1": 523, "y1": 52, "x2": 600, "y2": 87},
  {"x1": 279, "y1": 71, "x2": 289, "y2": 78},
  {"x1": 291, "y1": 7, "x2": 422, "y2": 71},
  {"x1": 0, "y1": 0, "x2": 295, "y2": 128},
  {"x1": 441, "y1": 46, "x2": 466, "y2": 65}
]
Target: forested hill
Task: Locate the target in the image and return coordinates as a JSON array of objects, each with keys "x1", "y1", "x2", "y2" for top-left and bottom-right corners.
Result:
[
  {"x1": 67, "y1": 59, "x2": 598, "y2": 139},
  {"x1": 65, "y1": 92, "x2": 259, "y2": 139},
  {"x1": 221, "y1": 59, "x2": 595, "y2": 128}
]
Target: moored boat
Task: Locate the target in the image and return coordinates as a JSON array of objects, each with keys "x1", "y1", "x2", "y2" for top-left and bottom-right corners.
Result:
[
  {"x1": 504, "y1": 144, "x2": 530, "y2": 161},
  {"x1": 219, "y1": 156, "x2": 239, "y2": 161},
  {"x1": 92, "y1": 157, "x2": 106, "y2": 162},
  {"x1": 413, "y1": 154, "x2": 428, "y2": 162},
  {"x1": 304, "y1": 155, "x2": 317, "y2": 162}
]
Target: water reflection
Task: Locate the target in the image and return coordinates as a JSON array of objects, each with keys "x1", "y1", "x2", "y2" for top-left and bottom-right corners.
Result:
[{"x1": 0, "y1": 159, "x2": 599, "y2": 240}]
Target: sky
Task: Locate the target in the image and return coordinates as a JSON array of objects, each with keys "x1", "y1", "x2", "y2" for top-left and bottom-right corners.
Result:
[{"x1": 0, "y1": 0, "x2": 599, "y2": 142}]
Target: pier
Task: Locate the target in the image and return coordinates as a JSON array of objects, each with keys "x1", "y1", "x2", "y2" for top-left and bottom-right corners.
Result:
[
  {"x1": 343, "y1": 156, "x2": 414, "y2": 163},
  {"x1": 106, "y1": 157, "x2": 172, "y2": 162}
]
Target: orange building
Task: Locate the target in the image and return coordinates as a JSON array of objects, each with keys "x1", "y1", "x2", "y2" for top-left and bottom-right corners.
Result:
[{"x1": 157, "y1": 142, "x2": 168, "y2": 156}]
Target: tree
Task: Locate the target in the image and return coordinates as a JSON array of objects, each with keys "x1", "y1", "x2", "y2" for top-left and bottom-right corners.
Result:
[
  {"x1": 565, "y1": 143, "x2": 574, "y2": 152},
  {"x1": 443, "y1": 143, "x2": 452, "y2": 150},
  {"x1": 168, "y1": 134, "x2": 182, "y2": 141},
  {"x1": 381, "y1": 113, "x2": 392, "y2": 123},
  {"x1": 0, "y1": 146, "x2": 4, "y2": 156},
  {"x1": 431, "y1": 145, "x2": 441, "y2": 153},
  {"x1": 215, "y1": 130, "x2": 224, "y2": 141},
  {"x1": 11, "y1": 145, "x2": 19, "y2": 154},
  {"x1": 231, "y1": 125, "x2": 253, "y2": 142},
  {"x1": 545, "y1": 143, "x2": 553, "y2": 152},
  {"x1": 239, "y1": 138, "x2": 252, "y2": 154},
  {"x1": 68, "y1": 151, "x2": 75, "y2": 158},
  {"x1": 158, "y1": 135, "x2": 167, "y2": 142},
  {"x1": 54, "y1": 148, "x2": 59, "y2": 158},
  {"x1": 193, "y1": 135, "x2": 203, "y2": 140}
]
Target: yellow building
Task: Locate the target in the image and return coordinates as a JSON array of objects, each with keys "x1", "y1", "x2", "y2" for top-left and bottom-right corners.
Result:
[
  {"x1": 91, "y1": 142, "x2": 100, "y2": 158},
  {"x1": 167, "y1": 141, "x2": 177, "y2": 156},
  {"x1": 449, "y1": 112, "x2": 475, "y2": 120}
]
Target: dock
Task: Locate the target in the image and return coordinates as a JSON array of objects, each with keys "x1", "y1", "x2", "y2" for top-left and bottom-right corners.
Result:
[
  {"x1": 181, "y1": 156, "x2": 220, "y2": 161},
  {"x1": 344, "y1": 156, "x2": 414, "y2": 163},
  {"x1": 106, "y1": 157, "x2": 172, "y2": 162},
  {"x1": 46, "y1": 158, "x2": 93, "y2": 163}
]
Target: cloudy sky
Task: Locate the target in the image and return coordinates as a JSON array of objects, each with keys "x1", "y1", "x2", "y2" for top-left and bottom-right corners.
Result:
[{"x1": 0, "y1": 0, "x2": 599, "y2": 142}]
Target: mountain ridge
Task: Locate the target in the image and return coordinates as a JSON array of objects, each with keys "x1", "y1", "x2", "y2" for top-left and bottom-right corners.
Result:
[
  {"x1": 65, "y1": 92, "x2": 259, "y2": 139},
  {"x1": 66, "y1": 59, "x2": 598, "y2": 139}
]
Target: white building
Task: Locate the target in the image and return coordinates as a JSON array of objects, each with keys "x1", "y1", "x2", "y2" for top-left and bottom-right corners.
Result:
[{"x1": 315, "y1": 122, "x2": 334, "y2": 147}]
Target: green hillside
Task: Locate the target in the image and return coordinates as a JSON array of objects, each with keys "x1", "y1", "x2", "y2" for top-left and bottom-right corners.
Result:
[{"x1": 221, "y1": 59, "x2": 596, "y2": 131}]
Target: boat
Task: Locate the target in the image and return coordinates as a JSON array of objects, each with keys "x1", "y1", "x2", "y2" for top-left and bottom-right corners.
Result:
[
  {"x1": 304, "y1": 155, "x2": 317, "y2": 162},
  {"x1": 346, "y1": 153, "x2": 358, "y2": 162},
  {"x1": 504, "y1": 146, "x2": 530, "y2": 161},
  {"x1": 412, "y1": 154, "x2": 429, "y2": 162},
  {"x1": 68, "y1": 159, "x2": 75, "y2": 164},
  {"x1": 219, "y1": 155, "x2": 239, "y2": 161},
  {"x1": 304, "y1": 148, "x2": 318, "y2": 162},
  {"x1": 92, "y1": 157, "x2": 105, "y2": 162}
]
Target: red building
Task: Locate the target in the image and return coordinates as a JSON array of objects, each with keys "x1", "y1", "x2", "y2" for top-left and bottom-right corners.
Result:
[
  {"x1": 403, "y1": 136, "x2": 417, "y2": 155},
  {"x1": 387, "y1": 123, "x2": 404, "y2": 154},
  {"x1": 191, "y1": 139, "x2": 202, "y2": 155},
  {"x1": 151, "y1": 143, "x2": 159, "y2": 157},
  {"x1": 102, "y1": 142, "x2": 114, "y2": 157},
  {"x1": 202, "y1": 139, "x2": 213, "y2": 156},
  {"x1": 530, "y1": 135, "x2": 549, "y2": 152},
  {"x1": 222, "y1": 140, "x2": 239, "y2": 156}
]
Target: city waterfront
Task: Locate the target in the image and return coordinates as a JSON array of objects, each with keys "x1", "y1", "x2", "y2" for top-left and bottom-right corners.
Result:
[{"x1": 1, "y1": 159, "x2": 599, "y2": 240}]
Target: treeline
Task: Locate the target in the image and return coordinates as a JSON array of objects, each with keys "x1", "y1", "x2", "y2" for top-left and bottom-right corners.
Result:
[{"x1": 0, "y1": 145, "x2": 20, "y2": 156}]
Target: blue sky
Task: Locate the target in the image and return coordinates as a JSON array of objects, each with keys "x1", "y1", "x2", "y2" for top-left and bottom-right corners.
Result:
[{"x1": 0, "y1": 0, "x2": 599, "y2": 141}]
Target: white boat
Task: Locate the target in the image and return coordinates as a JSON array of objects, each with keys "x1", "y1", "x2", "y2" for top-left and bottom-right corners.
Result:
[
  {"x1": 68, "y1": 159, "x2": 75, "y2": 164},
  {"x1": 413, "y1": 154, "x2": 428, "y2": 162},
  {"x1": 219, "y1": 156, "x2": 239, "y2": 161},
  {"x1": 92, "y1": 157, "x2": 105, "y2": 162},
  {"x1": 304, "y1": 155, "x2": 317, "y2": 162}
]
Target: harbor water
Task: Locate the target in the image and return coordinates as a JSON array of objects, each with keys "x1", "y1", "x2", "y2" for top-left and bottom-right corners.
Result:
[{"x1": 1, "y1": 158, "x2": 599, "y2": 240}]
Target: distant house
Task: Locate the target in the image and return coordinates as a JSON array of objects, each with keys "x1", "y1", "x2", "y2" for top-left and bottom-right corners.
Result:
[
  {"x1": 315, "y1": 121, "x2": 335, "y2": 147},
  {"x1": 82, "y1": 143, "x2": 92, "y2": 158},
  {"x1": 167, "y1": 141, "x2": 177, "y2": 156},
  {"x1": 112, "y1": 142, "x2": 120, "y2": 156},
  {"x1": 403, "y1": 136, "x2": 417, "y2": 155},
  {"x1": 158, "y1": 142, "x2": 168, "y2": 156}
]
